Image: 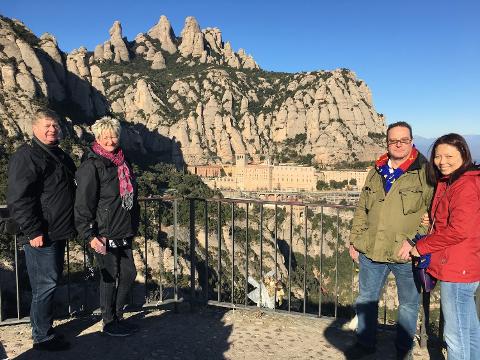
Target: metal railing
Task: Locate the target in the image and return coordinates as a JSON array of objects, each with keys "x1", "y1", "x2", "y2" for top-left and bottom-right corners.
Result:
[{"x1": 1, "y1": 196, "x2": 468, "y2": 349}]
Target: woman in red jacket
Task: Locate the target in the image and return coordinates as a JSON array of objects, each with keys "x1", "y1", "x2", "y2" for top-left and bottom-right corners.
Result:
[{"x1": 411, "y1": 133, "x2": 480, "y2": 360}]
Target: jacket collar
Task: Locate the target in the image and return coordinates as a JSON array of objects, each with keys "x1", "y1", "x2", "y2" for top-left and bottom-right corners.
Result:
[
  {"x1": 83, "y1": 146, "x2": 114, "y2": 167},
  {"x1": 407, "y1": 151, "x2": 428, "y2": 171},
  {"x1": 375, "y1": 147, "x2": 427, "y2": 173},
  {"x1": 439, "y1": 168, "x2": 480, "y2": 183}
]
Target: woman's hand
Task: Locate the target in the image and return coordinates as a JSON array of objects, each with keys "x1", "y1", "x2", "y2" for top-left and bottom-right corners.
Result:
[
  {"x1": 90, "y1": 237, "x2": 106, "y2": 255},
  {"x1": 421, "y1": 212, "x2": 431, "y2": 227},
  {"x1": 410, "y1": 246, "x2": 420, "y2": 258}
]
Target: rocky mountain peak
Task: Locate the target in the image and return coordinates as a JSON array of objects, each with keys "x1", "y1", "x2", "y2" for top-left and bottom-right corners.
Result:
[
  {"x1": 109, "y1": 20, "x2": 123, "y2": 39},
  {"x1": 178, "y1": 16, "x2": 204, "y2": 58},
  {"x1": 108, "y1": 21, "x2": 130, "y2": 63},
  {"x1": 0, "y1": 14, "x2": 386, "y2": 167},
  {"x1": 147, "y1": 15, "x2": 177, "y2": 54},
  {"x1": 87, "y1": 14, "x2": 259, "y2": 70},
  {"x1": 39, "y1": 33, "x2": 58, "y2": 46},
  {"x1": 180, "y1": 16, "x2": 202, "y2": 37},
  {"x1": 203, "y1": 27, "x2": 223, "y2": 54}
]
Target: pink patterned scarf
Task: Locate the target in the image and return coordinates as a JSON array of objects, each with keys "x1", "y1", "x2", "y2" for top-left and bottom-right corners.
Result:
[{"x1": 92, "y1": 141, "x2": 134, "y2": 210}]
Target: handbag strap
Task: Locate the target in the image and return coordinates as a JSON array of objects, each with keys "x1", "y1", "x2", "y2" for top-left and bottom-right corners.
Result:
[{"x1": 428, "y1": 183, "x2": 450, "y2": 234}]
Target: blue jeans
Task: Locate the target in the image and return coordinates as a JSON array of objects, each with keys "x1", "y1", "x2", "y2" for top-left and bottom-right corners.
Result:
[
  {"x1": 356, "y1": 254, "x2": 420, "y2": 352},
  {"x1": 441, "y1": 281, "x2": 480, "y2": 360},
  {"x1": 24, "y1": 240, "x2": 66, "y2": 343}
]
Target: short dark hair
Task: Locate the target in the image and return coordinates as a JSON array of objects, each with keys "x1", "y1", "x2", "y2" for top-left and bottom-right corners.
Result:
[
  {"x1": 386, "y1": 121, "x2": 413, "y2": 139},
  {"x1": 427, "y1": 133, "x2": 474, "y2": 185},
  {"x1": 32, "y1": 108, "x2": 60, "y2": 125}
]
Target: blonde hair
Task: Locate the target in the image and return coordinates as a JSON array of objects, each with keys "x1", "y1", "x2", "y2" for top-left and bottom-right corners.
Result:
[{"x1": 91, "y1": 116, "x2": 121, "y2": 139}]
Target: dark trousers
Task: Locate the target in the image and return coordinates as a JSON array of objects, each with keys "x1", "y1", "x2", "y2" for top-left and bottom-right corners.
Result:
[
  {"x1": 94, "y1": 247, "x2": 136, "y2": 325},
  {"x1": 23, "y1": 240, "x2": 66, "y2": 343}
]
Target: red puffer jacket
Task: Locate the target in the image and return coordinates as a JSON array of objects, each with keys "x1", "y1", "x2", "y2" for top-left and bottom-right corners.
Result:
[{"x1": 416, "y1": 169, "x2": 480, "y2": 282}]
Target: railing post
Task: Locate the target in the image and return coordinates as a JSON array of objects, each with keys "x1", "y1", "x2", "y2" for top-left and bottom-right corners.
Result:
[
  {"x1": 259, "y1": 203, "x2": 263, "y2": 307},
  {"x1": 245, "y1": 203, "x2": 249, "y2": 306},
  {"x1": 158, "y1": 200, "x2": 163, "y2": 303},
  {"x1": 66, "y1": 238, "x2": 71, "y2": 315},
  {"x1": 217, "y1": 201, "x2": 222, "y2": 303},
  {"x1": 303, "y1": 205, "x2": 308, "y2": 314},
  {"x1": 82, "y1": 237, "x2": 87, "y2": 313},
  {"x1": 420, "y1": 290, "x2": 430, "y2": 348},
  {"x1": 383, "y1": 288, "x2": 387, "y2": 325},
  {"x1": 288, "y1": 205, "x2": 293, "y2": 312},
  {"x1": 204, "y1": 200, "x2": 209, "y2": 303},
  {"x1": 144, "y1": 201, "x2": 148, "y2": 304},
  {"x1": 0, "y1": 279, "x2": 3, "y2": 322},
  {"x1": 334, "y1": 208, "x2": 339, "y2": 318},
  {"x1": 439, "y1": 304, "x2": 444, "y2": 341},
  {"x1": 173, "y1": 199, "x2": 178, "y2": 313},
  {"x1": 274, "y1": 204, "x2": 278, "y2": 311},
  {"x1": 231, "y1": 203, "x2": 235, "y2": 305},
  {"x1": 14, "y1": 235, "x2": 21, "y2": 320},
  {"x1": 189, "y1": 199, "x2": 196, "y2": 306},
  {"x1": 319, "y1": 206, "x2": 324, "y2": 317}
]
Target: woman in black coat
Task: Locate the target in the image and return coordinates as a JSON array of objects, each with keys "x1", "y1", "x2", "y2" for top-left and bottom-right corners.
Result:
[{"x1": 75, "y1": 116, "x2": 139, "y2": 337}]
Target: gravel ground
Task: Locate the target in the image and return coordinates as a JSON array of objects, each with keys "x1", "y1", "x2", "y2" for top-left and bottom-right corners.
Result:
[{"x1": 0, "y1": 306, "x2": 443, "y2": 359}]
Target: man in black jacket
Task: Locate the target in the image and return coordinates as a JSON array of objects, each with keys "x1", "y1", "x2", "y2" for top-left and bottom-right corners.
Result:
[{"x1": 7, "y1": 109, "x2": 75, "y2": 351}]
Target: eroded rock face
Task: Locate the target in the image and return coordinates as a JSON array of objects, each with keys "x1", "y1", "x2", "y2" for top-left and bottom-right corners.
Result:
[
  {"x1": 1, "y1": 63, "x2": 17, "y2": 89},
  {"x1": 109, "y1": 21, "x2": 130, "y2": 63},
  {"x1": 147, "y1": 15, "x2": 177, "y2": 54},
  {"x1": 0, "y1": 14, "x2": 385, "y2": 166},
  {"x1": 178, "y1": 16, "x2": 204, "y2": 58},
  {"x1": 203, "y1": 27, "x2": 223, "y2": 53},
  {"x1": 151, "y1": 51, "x2": 166, "y2": 69}
]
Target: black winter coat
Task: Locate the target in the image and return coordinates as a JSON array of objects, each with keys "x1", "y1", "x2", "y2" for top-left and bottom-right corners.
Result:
[
  {"x1": 7, "y1": 138, "x2": 77, "y2": 244},
  {"x1": 74, "y1": 147, "x2": 139, "y2": 242}
]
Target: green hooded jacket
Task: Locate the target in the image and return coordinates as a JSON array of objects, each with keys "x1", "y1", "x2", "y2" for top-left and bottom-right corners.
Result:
[{"x1": 349, "y1": 154, "x2": 434, "y2": 263}]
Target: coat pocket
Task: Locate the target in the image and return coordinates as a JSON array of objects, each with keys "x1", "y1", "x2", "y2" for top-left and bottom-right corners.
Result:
[
  {"x1": 399, "y1": 187, "x2": 423, "y2": 215},
  {"x1": 364, "y1": 187, "x2": 377, "y2": 211}
]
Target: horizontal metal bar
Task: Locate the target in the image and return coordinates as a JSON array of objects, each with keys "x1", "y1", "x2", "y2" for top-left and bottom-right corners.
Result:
[
  {"x1": 142, "y1": 298, "x2": 185, "y2": 310},
  {"x1": 0, "y1": 317, "x2": 31, "y2": 327},
  {"x1": 136, "y1": 196, "x2": 356, "y2": 209},
  {"x1": 202, "y1": 299, "x2": 398, "y2": 327}
]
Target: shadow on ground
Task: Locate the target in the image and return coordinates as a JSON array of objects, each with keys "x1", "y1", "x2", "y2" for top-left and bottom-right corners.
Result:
[
  {"x1": 14, "y1": 306, "x2": 233, "y2": 360},
  {"x1": 323, "y1": 318, "x2": 445, "y2": 360}
]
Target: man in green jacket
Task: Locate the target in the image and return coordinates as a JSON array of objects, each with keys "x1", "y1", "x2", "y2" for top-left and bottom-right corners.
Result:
[{"x1": 345, "y1": 122, "x2": 433, "y2": 360}]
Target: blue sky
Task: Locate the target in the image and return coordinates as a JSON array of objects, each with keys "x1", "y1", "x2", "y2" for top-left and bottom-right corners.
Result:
[{"x1": 1, "y1": 0, "x2": 478, "y2": 138}]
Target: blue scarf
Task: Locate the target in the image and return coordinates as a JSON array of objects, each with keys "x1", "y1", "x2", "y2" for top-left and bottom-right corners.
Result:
[
  {"x1": 375, "y1": 147, "x2": 418, "y2": 193},
  {"x1": 377, "y1": 163, "x2": 405, "y2": 193}
]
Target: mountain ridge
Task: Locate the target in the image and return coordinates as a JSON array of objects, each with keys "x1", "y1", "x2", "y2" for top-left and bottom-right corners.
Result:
[
  {"x1": 415, "y1": 135, "x2": 480, "y2": 162},
  {"x1": 0, "y1": 14, "x2": 386, "y2": 166}
]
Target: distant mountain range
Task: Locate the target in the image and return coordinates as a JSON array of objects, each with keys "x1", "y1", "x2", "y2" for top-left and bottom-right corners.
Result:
[{"x1": 414, "y1": 135, "x2": 480, "y2": 162}]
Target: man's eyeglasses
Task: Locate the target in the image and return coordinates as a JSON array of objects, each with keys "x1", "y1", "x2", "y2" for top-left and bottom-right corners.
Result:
[{"x1": 387, "y1": 138, "x2": 412, "y2": 146}]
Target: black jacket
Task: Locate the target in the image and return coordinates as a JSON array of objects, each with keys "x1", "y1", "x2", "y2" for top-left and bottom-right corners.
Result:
[
  {"x1": 74, "y1": 147, "x2": 139, "y2": 242},
  {"x1": 6, "y1": 138, "x2": 76, "y2": 244}
]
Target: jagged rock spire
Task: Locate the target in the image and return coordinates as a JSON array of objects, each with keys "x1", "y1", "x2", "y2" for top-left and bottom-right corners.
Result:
[
  {"x1": 178, "y1": 16, "x2": 204, "y2": 58},
  {"x1": 147, "y1": 15, "x2": 177, "y2": 54},
  {"x1": 108, "y1": 21, "x2": 130, "y2": 63}
]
